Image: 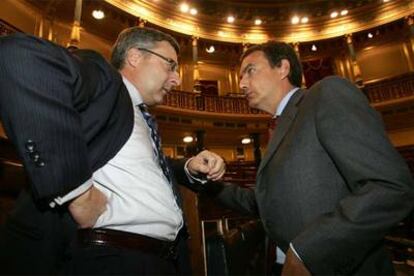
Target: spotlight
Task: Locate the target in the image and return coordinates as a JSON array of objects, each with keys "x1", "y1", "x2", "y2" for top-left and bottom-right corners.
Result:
[
  {"x1": 340, "y1": 10, "x2": 348, "y2": 16},
  {"x1": 190, "y1": 8, "x2": 197, "y2": 15},
  {"x1": 330, "y1": 11, "x2": 338, "y2": 18},
  {"x1": 227, "y1": 16, "x2": 235, "y2": 23},
  {"x1": 254, "y1": 19, "x2": 262, "y2": 25},
  {"x1": 180, "y1": 3, "x2": 189, "y2": 13},
  {"x1": 311, "y1": 44, "x2": 317, "y2": 51},
  {"x1": 301, "y1": 17, "x2": 309, "y2": 24},
  {"x1": 206, "y1": 45, "x2": 215, "y2": 53},
  {"x1": 241, "y1": 138, "x2": 251, "y2": 145},
  {"x1": 291, "y1": 16, "x2": 300, "y2": 24},
  {"x1": 92, "y1": 10, "x2": 105, "y2": 20},
  {"x1": 183, "y1": 136, "x2": 193, "y2": 143},
  {"x1": 367, "y1": 33, "x2": 373, "y2": 38}
]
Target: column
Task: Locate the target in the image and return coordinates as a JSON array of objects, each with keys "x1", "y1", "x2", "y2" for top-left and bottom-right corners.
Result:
[
  {"x1": 403, "y1": 15, "x2": 414, "y2": 71},
  {"x1": 35, "y1": 15, "x2": 44, "y2": 38},
  {"x1": 250, "y1": 133, "x2": 261, "y2": 167},
  {"x1": 68, "y1": 0, "x2": 83, "y2": 48},
  {"x1": 192, "y1": 36, "x2": 200, "y2": 91},
  {"x1": 195, "y1": 129, "x2": 205, "y2": 153},
  {"x1": 345, "y1": 34, "x2": 363, "y2": 86},
  {"x1": 138, "y1": 18, "x2": 147, "y2": 27}
]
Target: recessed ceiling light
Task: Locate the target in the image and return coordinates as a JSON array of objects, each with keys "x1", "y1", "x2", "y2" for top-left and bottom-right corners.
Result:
[
  {"x1": 254, "y1": 19, "x2": 262, "y2": 25},
  {"x1": 367, "y1": 32, "x2": 373, "y2": 38},
  {"x1": 92, "y1": 9, "x2": 105, "y2": 20},
  {"x1": 183, "y1": 136, "x2": 193, "y2": 143},
  {"x1": 206, "y1": 45, "x2": 215, "y2": 53},
  {"x1": 340, "y1": 10, "x2": 348, "y2": 16},
  {"x1": 241, "y1": 137, "x2": 251, "y2": 144},
  {"x1": 190, "y1": 8, "x2": 197, "y2": 15},
  {"x1": 383, "y1": 0, "x2": 390, "y2": 2},
  {"x1": 180, "y1": 3, "x2": 189, "y2": 13},
  {"x1": 311, "y1": 44, "x2": 317, "y2": 51},
  {"x1": 330, "y1": 11, "x2": 338, "y2": 18},
  {"x1": 227, "y1": 16, "x2": 235, "y2": 23},
  {"x1": 291, "y1": 16, "x2": 300, "y2": 24},
  {"x1": 301, "y1": 17, "x2": 309, "y2": 24}
]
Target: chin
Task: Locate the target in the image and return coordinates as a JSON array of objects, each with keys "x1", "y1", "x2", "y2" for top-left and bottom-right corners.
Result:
[{"x1": 248, "y1": 100, "x2": 258, "y2": 109}]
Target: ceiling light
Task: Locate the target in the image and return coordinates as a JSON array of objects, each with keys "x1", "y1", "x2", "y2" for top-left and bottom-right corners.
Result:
[
  {"x1": 241, "y1": 137, "x2": 251, "y2": 145},
  {"x1": 340, "y1": 10, "x2": 348, "y2": 16},
  {"x1": 311, "y1": 44, "x2": 317, "y2": 51},
  {"x1": 254, "y1": 19, "x2": 262, "y2": 25},
  {"x1": 92, "y1": 10, "x2": 105, "y2": 20},
  {"x1": 206, "y1": 45, "x2": 215, "y2": 53},
  {"x1": 291, "y1": 16, "x2": 300, "y2": 24},
  {"x1": 190, "y1": 8, "x2": 197, "y2": 15},
  {"x1": 301, "y1": 17, "x2": 309, "y2": 24},
  {"x1": 180, "y1": 3, "x2": 189, "y2": 13},
  {"x1": 227, "y1": 16, "x2": 235, "y2": 23},
  {"x1": 367, "y1": 33, "x2": 373, "y2": 38},
  {"x1": 330, "y1": 11, "x2": 338, "y2": 18},
  {"x1": 383, "y1": 0, "x2": 390, "y2": 2},
  {"x1": 183, "y1": 136, "x2": 193, "y2": 143}
]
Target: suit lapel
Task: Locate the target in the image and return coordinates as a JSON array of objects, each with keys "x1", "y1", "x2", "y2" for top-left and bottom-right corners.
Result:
[{"x1": 257, "y1": 90, "x2": 304, "y2": 176}]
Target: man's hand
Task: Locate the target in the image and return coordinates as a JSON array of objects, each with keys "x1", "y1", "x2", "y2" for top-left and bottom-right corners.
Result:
[
  {"x1": 282, "y1": 248, "x2": 311, "y2": 276},
  {"x1": 68, "y1": 185, "x2": 107, "y2": 228},
  {"x1": 187, "y1": 150, "x2": 226, "y2": 181}
]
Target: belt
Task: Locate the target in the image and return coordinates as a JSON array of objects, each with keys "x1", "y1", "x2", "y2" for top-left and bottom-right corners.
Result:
[{"x1": 77, "y1": 228, "x2": 186, "y2": 259}]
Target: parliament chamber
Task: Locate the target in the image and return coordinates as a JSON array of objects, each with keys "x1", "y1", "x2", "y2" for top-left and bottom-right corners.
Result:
[{"x1": 1, "y1": 0, "x2": 414, "y2": 275}]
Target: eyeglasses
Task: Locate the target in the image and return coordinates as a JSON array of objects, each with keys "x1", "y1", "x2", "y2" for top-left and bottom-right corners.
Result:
[{"x1": 137, "y1": 48, "x2": 178, "y2": 73}]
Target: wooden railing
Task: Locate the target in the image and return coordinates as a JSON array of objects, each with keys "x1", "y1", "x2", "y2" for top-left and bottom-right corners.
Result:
[
  {"x1": 162, "y1": 73, "x2": 414, "y2": 114},
  {"x1": 162, "y1": 90, "x2": 264, "y2": 114},
  {"x1": 363, "y1": 73, "x2": 414, "y2": 104}
]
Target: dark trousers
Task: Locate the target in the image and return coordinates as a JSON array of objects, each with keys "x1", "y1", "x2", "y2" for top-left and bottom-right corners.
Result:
[
  {"x1": 63, "y1": 231, "x2": 191, "y2": 275},
  {"x1": 63, "y1": 244, "x2": 178, "y2": 275}
]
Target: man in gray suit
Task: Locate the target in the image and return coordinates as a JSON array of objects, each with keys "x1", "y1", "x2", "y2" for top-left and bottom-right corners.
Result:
[{"x1": 208, "y1": 42, "x2": 414, "y2": 275}]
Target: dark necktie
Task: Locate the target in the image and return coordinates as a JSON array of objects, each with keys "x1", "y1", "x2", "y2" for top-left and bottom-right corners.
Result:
[
  {"x1": 138, "y1": 103, "x2": 172, "y2": 184},
  {"x1": 268, "y1": 116, "x2": 280, "y2": 141}
]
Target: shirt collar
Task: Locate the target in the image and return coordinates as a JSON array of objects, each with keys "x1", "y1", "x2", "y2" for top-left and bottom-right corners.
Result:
[
  {"x1": 274, "y1": 87, "x2": 299, "y2": 118},
  {"x1": 122, "y1": 76, "x2": 143, "y2": 106}
]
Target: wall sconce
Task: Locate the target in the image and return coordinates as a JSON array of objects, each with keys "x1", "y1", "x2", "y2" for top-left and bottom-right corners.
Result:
[{"x1": 183, "y1": 136, "x2": 194, "y2": 143}]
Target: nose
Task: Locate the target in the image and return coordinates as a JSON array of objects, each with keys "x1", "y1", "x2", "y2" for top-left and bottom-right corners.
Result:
[
  {"x1": 169, "y1": 71, "x2": 181, "y2": 87},
  {"x1": 239, "y1": 76, "x2": 248, "y2": 93}
]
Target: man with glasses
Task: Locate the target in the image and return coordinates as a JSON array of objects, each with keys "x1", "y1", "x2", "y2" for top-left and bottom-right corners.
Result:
[{"x1": 0, "y1": 27, "x2": 225, "y2": 274}]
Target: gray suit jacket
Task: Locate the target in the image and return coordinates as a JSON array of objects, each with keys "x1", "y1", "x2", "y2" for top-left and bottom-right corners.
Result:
[{"x1": 212, "y1": 76, "x2": 414, "y2": 275}]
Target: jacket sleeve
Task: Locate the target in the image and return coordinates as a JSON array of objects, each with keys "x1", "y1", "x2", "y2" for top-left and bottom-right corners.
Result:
[
  {"x1": 292, "y1": 77, "x2": 414, "y2": 274},
  {"x1": 169, "y1": 158, "x2": 259, "y2": 216},
  {"x1": 0, "y1": 33, "x2": 93, "y2": 202}
]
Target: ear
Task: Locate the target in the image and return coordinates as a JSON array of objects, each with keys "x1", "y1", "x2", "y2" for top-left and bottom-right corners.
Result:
[
  {"x1": 125, "y1": 48, "x2": 142, "y2": 68},
  {"x1": 279, "y1": 59, "x2": 291, "y2": 80}
]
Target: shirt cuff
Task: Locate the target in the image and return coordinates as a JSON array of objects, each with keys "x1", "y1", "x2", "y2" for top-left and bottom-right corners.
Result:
[
  {"x1": 49, "y1": 178, "x2": 93, "y2": 208},
  {"x1": 184, "y1": 158, "x2": 207, "y2": 184},
  {"x1": 289, "y1": 242, "x2": 303, "y2": 262}
]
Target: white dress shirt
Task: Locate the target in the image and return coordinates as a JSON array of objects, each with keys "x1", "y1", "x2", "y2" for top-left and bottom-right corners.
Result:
[{"x1": 91, "y1": 77, "x2": 183, "y2": 241}]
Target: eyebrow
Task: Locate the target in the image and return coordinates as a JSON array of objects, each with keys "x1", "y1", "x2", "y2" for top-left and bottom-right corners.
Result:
[{"x1": 240, "y1": 63, "x2": 254, "y2": 78}]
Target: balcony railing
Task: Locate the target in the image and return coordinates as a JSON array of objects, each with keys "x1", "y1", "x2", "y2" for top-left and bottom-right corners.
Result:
[
  {"x1": 364, "y1": 73, "x2": 414, "y2": 104},
  {"x1": 162, "y1": 90, "x2": 264, "y2": 114},
  {"x1": 162, "y1": 73, "x2": 414, "y2": 115}
]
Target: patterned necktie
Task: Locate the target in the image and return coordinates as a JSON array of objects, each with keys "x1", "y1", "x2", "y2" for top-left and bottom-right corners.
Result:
[{"x1": 138, "y1": 103, "x2": 172, "y2": 184}]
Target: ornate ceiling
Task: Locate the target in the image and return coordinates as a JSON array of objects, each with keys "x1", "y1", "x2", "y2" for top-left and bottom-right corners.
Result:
[{"x1": 107, "y1": 0, "x2": 414, "y2": 43}]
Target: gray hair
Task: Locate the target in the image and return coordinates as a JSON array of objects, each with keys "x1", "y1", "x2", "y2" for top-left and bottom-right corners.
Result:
[{"x1": 111, "y1": 27, "x2": 180, "y2": 69}]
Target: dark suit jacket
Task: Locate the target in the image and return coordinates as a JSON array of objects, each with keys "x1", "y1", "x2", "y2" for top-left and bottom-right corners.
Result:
[
  {"x1": 0, "y1": 33, "x2": 192, "y2": 274},
  {"x1": 212, "y1": 76, "x2": 414, "y2": 275}
]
